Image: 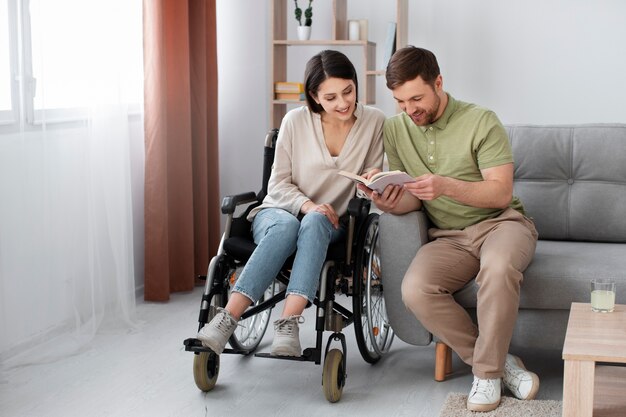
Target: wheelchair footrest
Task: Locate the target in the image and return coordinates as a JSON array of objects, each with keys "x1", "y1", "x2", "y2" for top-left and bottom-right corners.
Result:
[
  {"x1": 255, "y1": 347, "x2": 320, "y2": 363},
  {"x1": 183, "y1": 338, "x2": 252, "y2": 355},
  {"x1": 183, "y1": 337, "x2": 212, "y2": 354}
]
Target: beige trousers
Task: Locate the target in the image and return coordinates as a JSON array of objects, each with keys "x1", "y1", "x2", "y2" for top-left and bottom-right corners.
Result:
[{"x1": 401, "y1": 208, "x2": 538, "y2": 379}]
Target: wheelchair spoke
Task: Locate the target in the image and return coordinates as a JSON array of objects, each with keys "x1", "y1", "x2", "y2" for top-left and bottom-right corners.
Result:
[
  {"x1": 227, "y1": 268, "x2": 275, "y2": 352},
  {"x1": 353, "y1": 213, "x2": 394, "y2": 363}
]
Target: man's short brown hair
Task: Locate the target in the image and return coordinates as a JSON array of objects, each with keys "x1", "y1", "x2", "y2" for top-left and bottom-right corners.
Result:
[{"x1": 385, "y1": 46, "x2": 440, "y2": 89}]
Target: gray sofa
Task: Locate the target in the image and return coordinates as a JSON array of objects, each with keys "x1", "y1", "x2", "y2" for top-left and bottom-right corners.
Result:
[{"x1": 379, "y1": 124, "x2": 626, "y2": 377}]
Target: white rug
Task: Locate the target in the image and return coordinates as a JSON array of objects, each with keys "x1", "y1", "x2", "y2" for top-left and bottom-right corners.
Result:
[{"x1": 439, "y1": 393, "x2": 562, "y2": 417}]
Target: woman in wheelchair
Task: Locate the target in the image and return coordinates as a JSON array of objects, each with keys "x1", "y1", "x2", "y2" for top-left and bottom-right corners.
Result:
[{"x1": 197, "y1": 50, "x2": 386, "y2": 358}]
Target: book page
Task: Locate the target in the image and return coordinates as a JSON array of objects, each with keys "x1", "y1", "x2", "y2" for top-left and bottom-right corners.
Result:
[
  {"x1": 338, "y1": 170, "x2": 415, "y2": 193},
  {"x1": 337, "y1": 170, "x2": 370, "y2": 186},
  {"x1": 369, "y1": 170, "x2": 404, "y2": 182},
  {"x1": 368, "y1": 171, "x2": 415, "y2": 193}
]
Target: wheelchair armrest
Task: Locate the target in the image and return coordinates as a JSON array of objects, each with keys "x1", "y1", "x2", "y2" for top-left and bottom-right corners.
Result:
[
  {"x1": 221, "y1": 192, "x2": 258, "y2": 215},
  {"x1": 347, "y1": 197, "x2": 371, "y2": 220}
]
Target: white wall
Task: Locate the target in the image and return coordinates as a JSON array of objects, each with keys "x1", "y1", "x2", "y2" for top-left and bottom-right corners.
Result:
[{"x1": 216, "y1": 0, "x2": 626, "y2": 210}]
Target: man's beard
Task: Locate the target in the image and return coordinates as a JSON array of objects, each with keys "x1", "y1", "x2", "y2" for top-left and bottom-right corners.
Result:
[{"x1": 409, "y1": 94, "x2": 440, "y2": 126}]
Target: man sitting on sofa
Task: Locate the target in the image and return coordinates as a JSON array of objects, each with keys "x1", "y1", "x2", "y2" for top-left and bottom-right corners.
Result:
[{"x1": 361, "y1": 46, "x2": 540, "y2": 412}]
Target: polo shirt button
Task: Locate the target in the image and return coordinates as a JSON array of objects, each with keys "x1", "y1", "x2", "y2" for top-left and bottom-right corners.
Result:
[
  {"x1": 429, "y1": 156, "x2": 434, "y2": 160},
  {"x1": 430, "y1": 141, "x2": 434, "y2": 145}
]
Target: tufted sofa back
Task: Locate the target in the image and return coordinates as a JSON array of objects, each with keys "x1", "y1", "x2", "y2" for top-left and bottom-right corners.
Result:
[{"x1": 507, "y1": 124, "x2": 626, "y2": 242}]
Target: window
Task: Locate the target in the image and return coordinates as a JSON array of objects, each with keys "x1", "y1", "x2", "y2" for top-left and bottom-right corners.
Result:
[
  {"x1": 0, "y1": 0, "x2": 15, "y2": 123},
  {"x1": 1, "y1": 0, "x2": 143, "y2": 128}
]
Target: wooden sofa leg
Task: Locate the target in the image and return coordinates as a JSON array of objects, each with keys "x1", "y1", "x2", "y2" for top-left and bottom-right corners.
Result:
[{"x1": 435, "y1": 342, "x2": 452, "y2": 382}]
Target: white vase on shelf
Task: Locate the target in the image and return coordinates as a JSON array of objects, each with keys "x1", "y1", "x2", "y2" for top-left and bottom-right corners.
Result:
[{"x1": 297, "y1": 25, "x2": 311, "y2": 41}]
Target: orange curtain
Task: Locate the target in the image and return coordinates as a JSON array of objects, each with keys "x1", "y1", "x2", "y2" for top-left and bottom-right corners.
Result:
[{"x1": 143, "y1": 0, "x2": 220, "y2": 301}]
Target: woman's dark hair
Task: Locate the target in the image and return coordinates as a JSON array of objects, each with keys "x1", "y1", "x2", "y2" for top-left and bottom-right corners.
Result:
[
  {"x1": 304, "y1": 50, "x2": 358, "y2": 113},
  {"x1": 385, "y1": 46, "x2": 440, "y2": 89}
]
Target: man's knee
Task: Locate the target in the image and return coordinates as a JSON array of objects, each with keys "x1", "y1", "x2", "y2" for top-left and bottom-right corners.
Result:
[
  {"x1": 478, "y1": 256, "x2": 524, "y2": 290},
  {"x1": 401, "y1": 274, "x2": 430, "y2": 317}
]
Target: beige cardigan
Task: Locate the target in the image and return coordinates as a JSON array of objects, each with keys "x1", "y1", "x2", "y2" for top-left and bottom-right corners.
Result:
[{"x1": 249, "y1": 103, "x2": 385, "y2": 220}]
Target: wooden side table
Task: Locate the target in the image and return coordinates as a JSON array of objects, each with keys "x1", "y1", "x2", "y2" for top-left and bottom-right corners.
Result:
[{"x1": 562, "y1": 302, "x2": 626, "y2": 417}]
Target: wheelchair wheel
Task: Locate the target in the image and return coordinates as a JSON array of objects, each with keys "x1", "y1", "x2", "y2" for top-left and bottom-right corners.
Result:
[
  {"x1": 193, "y1": 351, "x2": 220, "y2": 392},
  {"x1": 191, "y1": 257, "x2": 224, "y2": 392},
  {"x1": 322, "y1": 349, "x2": 345, "y2": 403},
  {"x1": 353, "y1": 213, "x2": 394, "y2": 364},
  {"x1": 226, "y1": 267, "x2": 274, "y2": 353}
]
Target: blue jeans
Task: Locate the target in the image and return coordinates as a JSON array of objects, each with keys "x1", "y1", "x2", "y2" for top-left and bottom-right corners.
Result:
[{"x1": 232, "y1": 208, "x2": 345, "y2": 303}]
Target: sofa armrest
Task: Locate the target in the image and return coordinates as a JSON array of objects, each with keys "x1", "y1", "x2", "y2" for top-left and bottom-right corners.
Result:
[{"x1": 379, "y1": 211, "x2": 432, "y2": 345}]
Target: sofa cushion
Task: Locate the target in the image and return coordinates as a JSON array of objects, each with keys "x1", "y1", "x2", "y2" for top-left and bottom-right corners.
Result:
[
  {"x1": 453, "y1": 240, "x2": 626, "y2": 310},
  {"x1": 507, "y1": 124, "x2": 626, "y2": 242}
]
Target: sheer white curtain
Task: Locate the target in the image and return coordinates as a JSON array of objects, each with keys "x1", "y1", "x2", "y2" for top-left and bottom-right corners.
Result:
[{"x1": 0, "y1": 0, "x2": 144, "y2": 369}]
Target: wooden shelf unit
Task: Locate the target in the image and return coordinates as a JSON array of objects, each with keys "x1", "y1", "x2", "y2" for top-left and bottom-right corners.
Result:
[{"x1": 270, "y1": 0, "x2": 407, "y2": 128}]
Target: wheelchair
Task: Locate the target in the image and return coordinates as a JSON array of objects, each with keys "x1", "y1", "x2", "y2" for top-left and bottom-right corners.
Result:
[{"x1": 183, "y1": 128, "x2": 394, "y2": 402}]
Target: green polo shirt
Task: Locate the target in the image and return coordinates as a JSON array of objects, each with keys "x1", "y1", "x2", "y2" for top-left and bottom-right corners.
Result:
[{"x1": 383, "y1": 94, "x2": 525, "y2": 230}]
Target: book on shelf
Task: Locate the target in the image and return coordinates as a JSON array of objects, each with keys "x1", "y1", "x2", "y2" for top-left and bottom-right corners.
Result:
[
  {"x1": 383, "y1": 22, "x2": 397, "y2": 68},
  {"x1": 274, "y1": 82, "x2": 304, "y2": 93},
  {"x1": 275, "y1": 92, "x2": 306, "y2": 101},
  {"x1": 338, "y1": 170, "x2": 415, "y2": 194}
]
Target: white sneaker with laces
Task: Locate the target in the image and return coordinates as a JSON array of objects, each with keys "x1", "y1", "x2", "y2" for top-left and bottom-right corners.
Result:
[
  {"x1": 503, "y1": 354, "x2": 540, "y2": 400},
  {"x1": 196, "y1": 307, "x2": 238, "y2": 355},
  {"x1": 467, "y1": 376, "x2": 502, "y2": 412},
  {"x1": 271, "y1": 315, "x2": 304, "y2": 357}
]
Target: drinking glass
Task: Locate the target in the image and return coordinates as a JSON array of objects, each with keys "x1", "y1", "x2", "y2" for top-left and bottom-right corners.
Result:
[{"x1": 591, "y1": 279, "x2": 616, "y2": 313}]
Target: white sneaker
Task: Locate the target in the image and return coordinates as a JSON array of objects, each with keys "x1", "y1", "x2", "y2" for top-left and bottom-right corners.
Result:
[
  {"x1": 467, "y1": 376, "x2": 501, "y2": 412},
  {"x1": 197, "y1": 307, "x2": 238, "y2": 355},
  {"x1": 503, "y1": 354, "x2": 540, "y2": 400},
  {"x1": 270, "y1": 315, "x2": 304, "y2": 357}
]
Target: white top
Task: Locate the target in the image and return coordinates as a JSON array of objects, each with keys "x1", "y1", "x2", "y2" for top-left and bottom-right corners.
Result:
[{"x1": 249, "y1": 103, "x2": 385, "y2": 219}]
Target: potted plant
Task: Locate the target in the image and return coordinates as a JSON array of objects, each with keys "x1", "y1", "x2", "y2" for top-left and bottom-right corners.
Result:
[{"x1": 294, "y1": 0, "x2": 313, "y2": 40}]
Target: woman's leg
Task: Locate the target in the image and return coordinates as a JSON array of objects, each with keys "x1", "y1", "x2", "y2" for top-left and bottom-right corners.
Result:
[
  {"x1": 271, "y1": 212, "x2": 344, "y2": 356},
  {"x1": 198, "y1": 208, "x2": 300, "y2": 354},
  {"x1": 281, "y1": 295, "x2": 309, "y2": 318},
  {"x1": 226, "y1": 208, "x2": 300, "y2": 318},
  {"x1": 280, "y1": 211, "x2": 344, "y2": 317}
]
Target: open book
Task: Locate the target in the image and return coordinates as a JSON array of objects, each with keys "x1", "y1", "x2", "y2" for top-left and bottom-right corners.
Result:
[{"x1": 338, "y1": 170, "x2": 415, "y2": 193}]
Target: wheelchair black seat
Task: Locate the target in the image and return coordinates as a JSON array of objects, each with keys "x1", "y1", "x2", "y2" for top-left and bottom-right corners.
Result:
[{"x1": 224, "y1": 234, "x2": 347, "y2": 265}]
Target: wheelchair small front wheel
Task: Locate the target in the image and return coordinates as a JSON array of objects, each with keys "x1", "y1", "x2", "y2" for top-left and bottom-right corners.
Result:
[
  {"x1": 322, "y1": 349, "x2": 345, "y2": 403},
  {"x1": 193, "y1": 351, "x2": 220, "y2": 392}
]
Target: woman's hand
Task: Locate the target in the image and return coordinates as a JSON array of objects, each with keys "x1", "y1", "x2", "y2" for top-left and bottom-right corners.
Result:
[
  {"x1": 301, "y1": 201, "x2": 340, "y2": 229},
  {"x1": 360, "y1": 168, "x2": 381, "y2": 181}
]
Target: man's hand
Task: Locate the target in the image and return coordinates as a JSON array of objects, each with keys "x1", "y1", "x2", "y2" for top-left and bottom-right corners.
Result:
[
  {"x1": 356, "y1": 163, "x2": 514, "y2": 214},
  {"x1": 403, "y1": 164, "x2": 514, "y2": 209},
  {"x1": 371, "y1": 185, "x2": 405, "y2": 212},
  {"x1": 403, "y1": 173, "x2": 446, "y2": 201},
  {"x1": 357, "y1": 183, "x2": 409, "y2": 213}
]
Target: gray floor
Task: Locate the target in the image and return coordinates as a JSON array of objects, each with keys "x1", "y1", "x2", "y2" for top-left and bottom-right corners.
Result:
[{"x1": 0, "y1": 287, "x2": 564, "y2": 417}]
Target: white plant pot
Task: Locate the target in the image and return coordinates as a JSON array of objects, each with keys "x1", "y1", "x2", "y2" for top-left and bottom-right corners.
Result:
[{"x1": 297, "y1": 26, "x2": 311, "y2": 41}]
